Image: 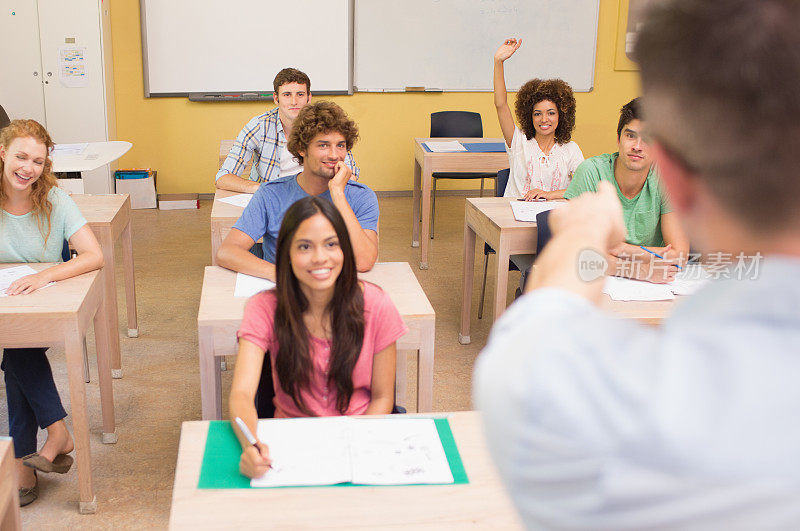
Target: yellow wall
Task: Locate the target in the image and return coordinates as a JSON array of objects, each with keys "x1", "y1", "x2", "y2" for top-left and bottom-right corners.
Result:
[{"x1": 110, "y1": 0, "x2": 640, "y2": 194}]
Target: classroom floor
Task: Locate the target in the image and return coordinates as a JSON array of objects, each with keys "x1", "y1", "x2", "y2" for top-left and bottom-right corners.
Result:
[{"x1": 2, "y1": 194, "x2": 520, "y2": 528}]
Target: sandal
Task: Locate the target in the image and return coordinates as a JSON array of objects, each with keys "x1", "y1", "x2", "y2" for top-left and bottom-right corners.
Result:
[
  {"x1": 18, "y1": 471, "x2": 38, "y2": 507},
  {"x1": 22, "y1": 452, "x2": 73, "y2": 474}
]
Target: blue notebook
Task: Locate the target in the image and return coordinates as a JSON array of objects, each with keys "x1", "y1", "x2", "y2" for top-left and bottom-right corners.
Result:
[{"x1": 462, "y1": 142, "x2": 507, "y2": 153}]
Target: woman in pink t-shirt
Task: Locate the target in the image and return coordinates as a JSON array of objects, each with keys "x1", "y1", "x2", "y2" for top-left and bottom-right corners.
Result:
[{"x1": 229, "y1": 196, "x2": 408, "y2": 479}]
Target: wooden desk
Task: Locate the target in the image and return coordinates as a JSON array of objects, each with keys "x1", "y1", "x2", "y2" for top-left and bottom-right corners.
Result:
[
  {"x1": 459, "y1": 197, "x2": 675, "y2": 343},
  {"x1": 197, "y1": 263, "x2": 436, "y2": 420},
  {"x1": 210, "y1": 189, "x2": 250, "y2": 265},
  {"x1": 412, "y1": 138, "x2": 508, "y2": 270},
  {"x1": 72, "y1": 194, "x2": 139, "y2": 378},
  {"x1": 0, "y1": 264, "x2": 117, "y2": 513},
  {"x1": 168, "y1": 411, "x2": 522, "y2": 529},
  {"x1": 0, "y1": 439, "x2": 21, "y2": 531}
]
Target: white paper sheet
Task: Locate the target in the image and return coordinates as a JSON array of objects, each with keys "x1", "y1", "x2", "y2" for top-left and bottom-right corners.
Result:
[
  {"x1": 0, "y1": 265, "x2": 55, "y2": 297},
  {"x1": 252, "y1": 417, "x2": 352, "y2": 487},
  {"x1": 250, "y1": 417, "x2": 454, "y2": 488},
  {"x1": 423, "y1": 141, "x2": 466, "y2": 152},
  {"x1": 668, "y1": 264, "x2": 710, "y2": 295},
  {"x1": 52, "y1": 143, "x2": 89, "y2": 155},
  {"x1": 509, "y1": 200, "x2": 566, "y2": 222},
  {"x1": 217, "y1": 193, "x2": 254, "y2": 209},
  {"x1": 234, "y1": 273, "x2": 275, "y2": 298},
  {"x1": 603, "y1": 276, "x2": 675, "y2": 301},
  {"x1": 350, "y1": 418, "x2": 453, "y2": 485}
]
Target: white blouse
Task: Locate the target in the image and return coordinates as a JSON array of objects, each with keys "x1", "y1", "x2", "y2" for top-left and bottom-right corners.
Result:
[{"x1": 504, "y1": 126, "x2": 584, "y2": 198}]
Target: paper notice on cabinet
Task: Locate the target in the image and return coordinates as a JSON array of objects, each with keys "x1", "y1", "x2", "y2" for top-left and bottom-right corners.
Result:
[{"x1": 59, "y1": 46, "x2": 88, "y2": 88}]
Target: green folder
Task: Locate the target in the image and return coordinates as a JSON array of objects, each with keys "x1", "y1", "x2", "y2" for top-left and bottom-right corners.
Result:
[{"x1": 198, "y1": 418, "x2": 468, "y2": 489}]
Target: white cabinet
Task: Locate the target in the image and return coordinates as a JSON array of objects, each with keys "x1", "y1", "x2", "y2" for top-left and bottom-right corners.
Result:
[{"x1": 1, "y1": 0, "x2": 118, "y2": 193}]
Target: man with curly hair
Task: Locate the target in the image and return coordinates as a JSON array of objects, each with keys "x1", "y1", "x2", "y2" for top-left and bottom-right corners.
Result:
[
  {"x1": 564, "y1": 97, "x2": 689, "y2": 283},
  {"x1": 215, "y1": 68, "x2": 360, "y2": 193},
  {"x1": 216, "y1": 101, "x2": 378, "y2": 280},
  {"x1": 493, "y1": 38, "x2": 584, "y2": 201}
]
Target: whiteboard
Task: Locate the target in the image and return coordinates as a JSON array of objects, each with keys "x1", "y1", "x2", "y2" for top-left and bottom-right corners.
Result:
[
  {"x1": 354, "y1": 0, "x2": 599, "y2": 92},
  {"x1": 140, "y1": 0, "x2": 352, "y2": 95}
]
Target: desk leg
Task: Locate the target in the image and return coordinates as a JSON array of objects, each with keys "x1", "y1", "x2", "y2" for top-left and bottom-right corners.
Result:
[
  {"x1": 121, "y1": 221, "x2": 139, "y2": 338},
  {"x1": 493, "y1": 240, "x2": 511, "y2": 322},
  {"x1": 93, "y1": 294, "x2": 117, "y2": 443},
  {"x1": 98, "y1": 230, "x2": 123, "y2": 378},
  {"x1": 419, "y1": 160, "x2": 432, "y2": 269},
  {"x1": 395, "y1": 349, "x2": 408, "y2": 410},
  {"x1": 417, "y1": 319, "x2": 435, "y2": 412},
  {"x1": 199, "y1": 327, "x2": 222, "y2": 420},
  {"x1": 210, "y1": 221, "x2": 221, "y2": 267},
  {"x1": 411, "y1": 160, "x2": 421, "y2": 248},
  {"x1": 64, "y1": 325, "x2": 96, "y2": 514},
  {"x1": 459, "y1": 222, "x2": 476, "y2": 344}
]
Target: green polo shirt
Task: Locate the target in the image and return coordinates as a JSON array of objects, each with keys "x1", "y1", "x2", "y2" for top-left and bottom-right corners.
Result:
[{"x1": 564, "y1": 152, "x2": 671, "y2": 247}]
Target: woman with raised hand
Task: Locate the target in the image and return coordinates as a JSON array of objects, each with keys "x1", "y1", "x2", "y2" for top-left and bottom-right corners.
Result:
[
  {"x1": 0, "y1": 119, "x2": 104, "y2": 506},
  {"x1": 494, "y1": 38, "x2": 584, "y2": 201},
  {"x1": 229, "y1": 196, "x2": 407, "y2": 478}
]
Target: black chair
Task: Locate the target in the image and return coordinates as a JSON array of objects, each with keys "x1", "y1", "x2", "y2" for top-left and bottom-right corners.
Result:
[
  {"x1": 478, "y1": 169, "x2": 520, "y2": 319},
  {"x1": 0, "y1": 104, "x2": 10, "y2": 130},
  {"x1": 429, "y1": 111, "x2": 498, "y2": 238}
]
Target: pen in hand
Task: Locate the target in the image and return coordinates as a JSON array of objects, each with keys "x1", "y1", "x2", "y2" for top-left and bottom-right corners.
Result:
[
  {"x1": 639, "y1": 245, "x2": 683, "y2": 270},
  {"x1": 235, "y1": 417, "x2": 272, "y2": 470}
]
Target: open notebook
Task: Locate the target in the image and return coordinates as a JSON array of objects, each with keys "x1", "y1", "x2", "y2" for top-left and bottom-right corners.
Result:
[{"x1": 251, "y1": 417, "x2": 454, "y2": 487}]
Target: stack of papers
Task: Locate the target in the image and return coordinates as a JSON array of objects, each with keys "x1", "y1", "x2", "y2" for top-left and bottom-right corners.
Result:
[
  {"x1": 217, "y1": 193, "x2": 253, "y2": 208},
  {"x1": 509, "y1": 200, "x2": 566, "y2": 222},
  {"x1": 52, "y1": 143, "x2": 88, "y2": 155},
  {"x1": 252, "y1": 417, "x2": 454, "y2": 487},
  {"x1": 0, "y1": 265, "x2": 55, "y2": 297},
  {"x1": 603, "y1": 264, "x2": 711, "y2": 301},
  {"x1": 603, "y1": 276, "x2": 674, "y2": 301},
  {"x1": 423, "y1": 141, "x2": 466, "y2": 153},
  {"x1": 234, "y1": 273, "x2": 275, "y2": 298}
]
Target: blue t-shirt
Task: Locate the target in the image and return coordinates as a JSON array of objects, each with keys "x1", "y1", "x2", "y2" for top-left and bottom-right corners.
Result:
[{"x1": 232, "y1": 175, "x2": 380, "y2": 264}]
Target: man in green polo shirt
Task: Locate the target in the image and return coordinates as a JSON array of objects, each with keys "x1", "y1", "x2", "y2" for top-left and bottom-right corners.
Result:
[{"x1": 564, "y1": 98, "x2": 689, "y2": 282}]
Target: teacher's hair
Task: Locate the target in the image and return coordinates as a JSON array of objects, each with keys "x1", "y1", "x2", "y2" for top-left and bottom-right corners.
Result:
[
  {"x1": 273, "y1": 196, "x2": 365, "y2": 415},
  {"x1": 0, "y1": 119, "x2": 57, "y2": 245},
  {"x1": 635, "y1": 0, "x2": 800, "y2": 231}
]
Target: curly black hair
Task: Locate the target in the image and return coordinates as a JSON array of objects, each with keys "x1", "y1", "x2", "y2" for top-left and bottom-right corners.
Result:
[{"x1": 514, "y1": 78, "x2": 576, "y2": 144}]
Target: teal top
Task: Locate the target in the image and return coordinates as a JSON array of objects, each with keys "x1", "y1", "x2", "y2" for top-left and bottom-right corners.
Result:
[
  {"x1": 564, "y1": 152, "x2": 672, "y2": 247},
  {"x1": 0, "y1": 186, "x2": 87, "y2": 263}
]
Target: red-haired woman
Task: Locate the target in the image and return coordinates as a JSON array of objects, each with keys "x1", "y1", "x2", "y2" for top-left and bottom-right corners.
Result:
[{"x1": 0, "y1": 119, "x2": 104, "y2": 505}]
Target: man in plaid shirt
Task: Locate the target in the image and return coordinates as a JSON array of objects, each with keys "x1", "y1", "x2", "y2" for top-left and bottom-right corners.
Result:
[{"x1": 215, "y1": 68, "x2": 359, "y2": 193}]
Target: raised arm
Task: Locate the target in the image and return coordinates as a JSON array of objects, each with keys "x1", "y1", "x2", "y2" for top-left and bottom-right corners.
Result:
[
  {"x1": 494, "y1": 38, "x2": 522, "y2": 147},
  {"x1": 329, "y1": 162, "x2": 379, "y2": 272}
]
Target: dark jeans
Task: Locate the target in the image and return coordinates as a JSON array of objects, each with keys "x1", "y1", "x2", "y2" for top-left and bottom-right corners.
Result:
[{"x1": 1, "y1": 348, "x2": 68, "y2": 458}]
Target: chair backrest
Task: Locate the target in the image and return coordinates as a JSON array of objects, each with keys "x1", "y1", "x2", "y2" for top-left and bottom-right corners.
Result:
[
  {"x1": 0, "y1": 104, "x2": 10, "y2": 130},
  {"x1": 495, "y1": 168, "x2": 510, "y2": 197},
  {"x1": 430, "y1": 111, "x2": 483, "y2": 138}
]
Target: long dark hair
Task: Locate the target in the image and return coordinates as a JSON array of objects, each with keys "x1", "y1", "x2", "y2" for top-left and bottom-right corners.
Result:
[{"x1": 273, "y1": 196, "x2": 365, "y2": 415}]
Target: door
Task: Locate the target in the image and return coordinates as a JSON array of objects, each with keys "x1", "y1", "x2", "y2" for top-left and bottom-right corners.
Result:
[
  {"x1": 37, "y1": 0, "x2": 107, "y2": 144},
  {"x1": 0, "y1": 1, "x2": 47, "y2": 123}
]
